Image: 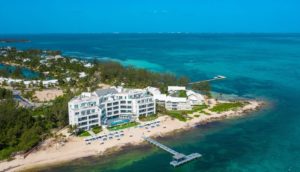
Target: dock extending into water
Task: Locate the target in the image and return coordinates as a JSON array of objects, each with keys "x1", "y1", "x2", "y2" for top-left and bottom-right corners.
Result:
[
  {"x1": 142, "y1": 136, "x2": 201, "y2": 167},
  {"x1": 188, "y1": 75, "x2": 226, "y2": 85}
]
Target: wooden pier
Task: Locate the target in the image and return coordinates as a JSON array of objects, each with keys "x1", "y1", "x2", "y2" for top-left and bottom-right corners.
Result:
[
  {"x1": 188, "y1": 75, "x2": 226, "y2": 85},
  {"x1": 142, "y1": 136, "x2": 201, "y2": 167}
]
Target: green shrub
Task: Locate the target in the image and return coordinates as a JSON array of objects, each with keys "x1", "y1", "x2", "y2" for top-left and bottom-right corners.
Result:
[
  {"x1": 167, "y1": 111, "x2": 187, "y2": 122},
  {"x1": 139, "y1": 114, "x2": 158, "y2": 121},
  {"x1": 92, "y1": 126, "x2": 102, "y2": 134},
  {"x1": 79, "y1": 130, "x2": 91, "y2": 137},
  {"x1": 108, "y1": 122, "x2": 139, "y2": 131},
  {"x1": 210, "y1": 102, "x2": 246, "y2": 113}
]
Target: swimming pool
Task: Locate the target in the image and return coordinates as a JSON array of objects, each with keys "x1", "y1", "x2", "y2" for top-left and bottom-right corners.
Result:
[{"x1": 110, "y1": 119, "x2": 130, "y2": 126}]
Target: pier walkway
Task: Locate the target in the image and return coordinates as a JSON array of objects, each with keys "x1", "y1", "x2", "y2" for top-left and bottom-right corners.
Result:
[
  {"x1": 142, "y1": 136, "x2": 201, "y2": 167},
  {"x1": 188, "y1": 75, "x2": 226, "y2": 85}
]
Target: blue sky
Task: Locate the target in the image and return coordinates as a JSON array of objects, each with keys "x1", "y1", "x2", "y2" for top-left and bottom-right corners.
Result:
[{"x1": 0, "y1": 0, "x2": 299, "y2": 33}]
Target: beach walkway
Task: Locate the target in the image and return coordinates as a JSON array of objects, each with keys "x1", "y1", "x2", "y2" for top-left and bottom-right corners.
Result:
[
  {"x1": 142, "y1": 136, "x2": 201, "y2": 167},
  {"x1": 87, "y1": 130, "x2": 96, "y2": 137}
]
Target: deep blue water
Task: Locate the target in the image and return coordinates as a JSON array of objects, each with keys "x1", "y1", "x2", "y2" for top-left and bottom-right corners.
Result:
[{"x1": 1, "y1": 33, "x2": 300, "y2": 171}]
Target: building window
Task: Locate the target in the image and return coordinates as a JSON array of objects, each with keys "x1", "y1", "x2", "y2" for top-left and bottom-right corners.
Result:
[
  {"x1": 89, "y1": 115, "x2": 98, "y2": 119},
  {"x1": 139, "y1": 105, "x2": 146, "y2": 109},
  {"x1": 79, "y1": 122, "x2": 87, "y2": 126},
  {"x1": 78, "y1": 117, "x2": 87, "y2": 121}
]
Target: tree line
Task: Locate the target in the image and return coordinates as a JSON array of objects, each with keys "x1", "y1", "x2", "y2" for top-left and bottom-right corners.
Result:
[{"x1": 0, "y1": 88, "x2": 74, "y2": 160}]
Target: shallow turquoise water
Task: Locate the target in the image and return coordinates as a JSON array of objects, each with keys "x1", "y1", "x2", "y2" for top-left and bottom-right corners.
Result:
[
  {"x1": 0, "y1": 63, "x2": 40, "y2": 79},
  {"x1": 1, "y1": 33, "x2": 300, "y2": 171}
]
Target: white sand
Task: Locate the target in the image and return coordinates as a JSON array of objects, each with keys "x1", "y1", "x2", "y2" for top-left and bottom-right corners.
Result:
[{"x1": 0, "y1": 100, "x2": 263, "y2": 172}]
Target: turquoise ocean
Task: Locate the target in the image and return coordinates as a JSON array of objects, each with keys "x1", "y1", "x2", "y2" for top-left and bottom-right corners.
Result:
[{"x1": 1, "y1": 33, "x2": 300, "y2": 171}]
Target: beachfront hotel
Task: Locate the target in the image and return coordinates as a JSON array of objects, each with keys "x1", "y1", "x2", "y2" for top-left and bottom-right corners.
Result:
[{"x1": 68, "y1": 87, "x2": 156, "y2": 130}]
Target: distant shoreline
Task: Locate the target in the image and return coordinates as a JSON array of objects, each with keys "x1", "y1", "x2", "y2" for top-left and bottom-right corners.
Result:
[{"x1": 0, "y1": 39, "x2": 30, "y2": 43}]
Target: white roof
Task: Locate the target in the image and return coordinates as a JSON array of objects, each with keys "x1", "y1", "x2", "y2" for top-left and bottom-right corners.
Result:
[
  {"x1": 55, "y1": 55, "x2": 63, "y2": 59},
  {"x1": 168, "y1": 86, "x2": 186, "y2": 92},
  {"x1": 70, "y1": 58, "x2": 78, "y2": 62},
  {"x1": 154, "y1": 94, "x2": 167, "y2": 101},
  {"x1": 165, "y1": 96, "x2": 187, "y2": 103},
  {"x1": 24, "y1": 80, "x2": 39, "y2": 85},
  {"x1": 84, "y1": 63, "x2": 93, "y2": 68},
  {"x1": 79, "y1": 72, "x2": 87, "y2": 78},
  {"x1": 42, "y1": 79, "x2": 58, "y2": 84},
  {"x1": 70, "y1": 92, "x2": 98, "y2": 103},
  {"x1": 65, "y1": 77, "x2": 71, "y2": 81},
  {"x1": 147, "y1": 86, "x2": 161, "y2": 95}
]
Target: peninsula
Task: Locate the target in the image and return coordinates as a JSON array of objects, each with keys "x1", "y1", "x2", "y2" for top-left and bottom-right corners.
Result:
[{"x1": 0, "y1": 47, "x2": 264, "y2": 172}]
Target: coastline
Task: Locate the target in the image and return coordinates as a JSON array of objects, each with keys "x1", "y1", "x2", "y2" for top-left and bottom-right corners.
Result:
[{"x1": 0, "y1": 100, "x2": 265, "y2": 172}]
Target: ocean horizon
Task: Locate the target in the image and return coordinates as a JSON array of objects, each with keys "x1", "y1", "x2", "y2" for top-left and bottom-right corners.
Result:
[{"x1": 1, "y1": 33, "x2": 300, "y2": 171}]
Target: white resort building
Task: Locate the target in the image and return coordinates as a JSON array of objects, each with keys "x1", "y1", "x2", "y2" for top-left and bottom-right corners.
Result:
[
  {"x1": 147, "y1": 86, "x2": 205, "y2": 111},
  {"x1": 68, "y1": 87, "x2": 156, "y2": 130}
]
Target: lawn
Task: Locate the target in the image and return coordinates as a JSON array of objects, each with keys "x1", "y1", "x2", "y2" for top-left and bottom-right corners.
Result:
[
  {"x1": 79, "y1": 130, "x2": 91, "y2": 137},
  {"x1": 139, "y1": 114, "x2": 158, "y2": 121},
  {"x1": 210, "y1": 102, "x2": 246, "y2": 113},
  {"x1": 192, "y1": 104, "x2": 208, "y2": 112},
  {"x1": 166, "y1": 104, "x2": 209, "y2": 121},
  {"x1": 108, "y1": 122, "x2": 139, "y2": 131},
  {"x1": 167, "y1": 111, "x2": 188, "y2": 122},
  {"x1": 92, "y1": 126, "x2": 102, "y2": 134}
]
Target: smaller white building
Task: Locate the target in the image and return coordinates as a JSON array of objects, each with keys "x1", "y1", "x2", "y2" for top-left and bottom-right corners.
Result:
[
  {"x1": 147, "y1": 86, "x2": 204, "y2": 111},
  {"x1": 42, "y1": 79, "x2": 58, "y2": 87},
  {"x1": 84, "y1": 63, "x2": 94, "y2": 68},
  {"x1": 187, "y1": 90, "x2": 205, "y2": 105},
  {"x1": 54, "y1": 55, "x2": 63, "y2": 59},
  {"x1": 0, "y1": 77, "x2": 59, "y2": 88},
  {"x1": 168, "y1": 86, "x2": 186, "y2": 93},
  {"x1": 23, "y1": 58, "x2": 31, "y2": 62},
  {"x1": 165, "y1": 97, "x2": 192, "y2": 110},
  {"x1": 79, "y1": 72, "x2": 87, "y2": 78}
]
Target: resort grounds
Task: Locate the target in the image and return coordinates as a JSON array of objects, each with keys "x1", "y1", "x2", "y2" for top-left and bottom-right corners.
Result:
[{"x1": 0, "y1": 100, "x2": 264, "y2": 172}]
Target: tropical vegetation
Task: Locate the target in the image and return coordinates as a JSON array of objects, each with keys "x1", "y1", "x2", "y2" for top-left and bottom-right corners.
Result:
[{"x1": 210, "y1": 102, "x2": 246, "y2": 113}]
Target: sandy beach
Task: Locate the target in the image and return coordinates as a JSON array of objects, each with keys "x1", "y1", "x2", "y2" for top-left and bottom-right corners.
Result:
[{"x1": 0, "y1": 100, "x2": 264, "y2": 172}]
